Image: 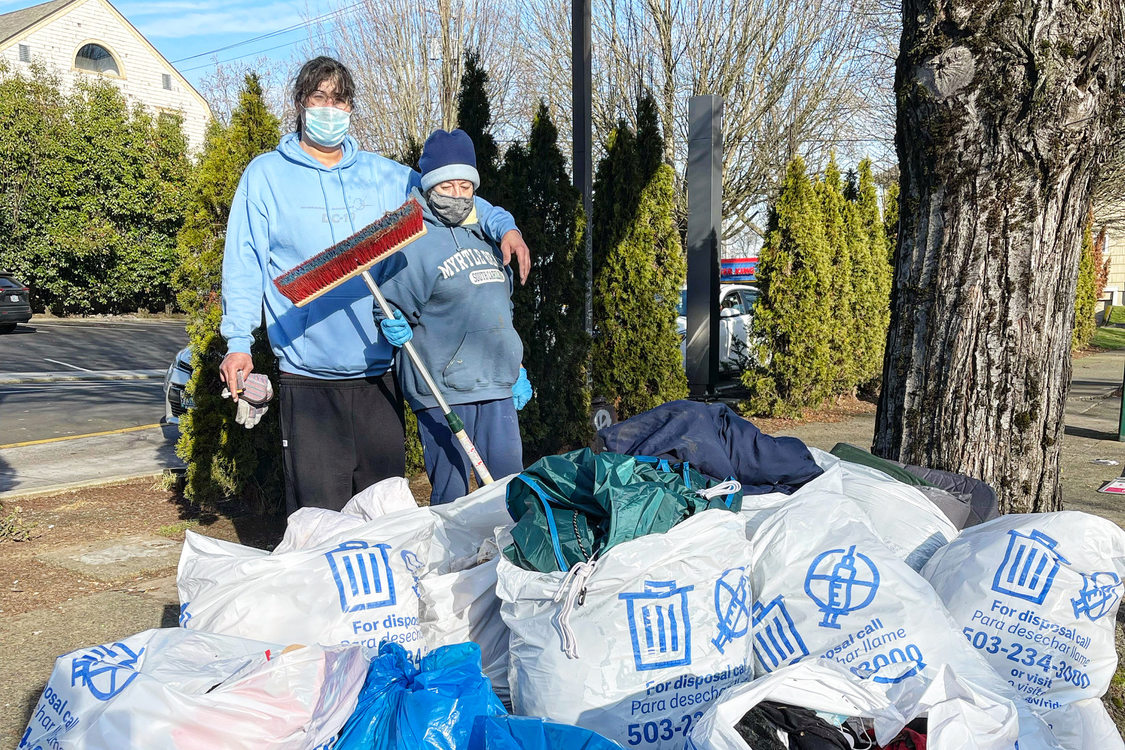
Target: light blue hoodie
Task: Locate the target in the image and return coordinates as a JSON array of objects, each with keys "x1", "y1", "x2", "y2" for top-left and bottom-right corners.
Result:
[{"x1": 220, "y1": 132, "x2": 519, "y2": 379}]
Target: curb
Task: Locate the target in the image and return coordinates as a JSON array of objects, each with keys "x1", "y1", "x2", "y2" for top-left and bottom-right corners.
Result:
[
  {"x1": 0, "y1": 470, "x2": 175, "y2": 501},
  {"x1": 0, "y1": 369, "x2": 166, "y2": 384}
]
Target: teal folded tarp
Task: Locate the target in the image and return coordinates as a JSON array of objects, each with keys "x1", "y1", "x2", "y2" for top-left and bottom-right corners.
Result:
[{"x1": 504, "y1": 448, "x2": 743, "y2": 573}]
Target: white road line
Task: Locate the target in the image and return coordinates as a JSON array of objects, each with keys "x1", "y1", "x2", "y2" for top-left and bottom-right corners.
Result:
[{"x1": 43, "y1": 358, "x2": 94, "y2": 372}]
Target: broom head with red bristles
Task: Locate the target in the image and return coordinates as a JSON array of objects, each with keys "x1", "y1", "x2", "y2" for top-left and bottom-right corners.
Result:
[{"x1": 273, "y1": 198, "x2": 426, "y2": 307}]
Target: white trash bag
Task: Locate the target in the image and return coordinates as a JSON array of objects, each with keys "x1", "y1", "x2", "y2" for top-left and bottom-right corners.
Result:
[
  {"x1": 838, "y1": 460, "x2": 959, "y2": 571},
  {"x1": 497, "y1": 509, "x2": 756, "y2": 750},
  {"x1": 419, "y1": 477, "x2": 517, "y2": 701},
  {"x1": 923, "y1": 511, "x2": 1125, "y2": 750},
  {"x1": 178, "y1": 508, "x2": 435, "y2": 658},
  {"x1": 739, "y1": 447, "x2": 845, "y2": 538},
  {"x1": 18, "y1": 628, "x2": 367, "y2": 750},
  {"x1": 748, "y1": 490, "x2": 1061, "y2": 749}
]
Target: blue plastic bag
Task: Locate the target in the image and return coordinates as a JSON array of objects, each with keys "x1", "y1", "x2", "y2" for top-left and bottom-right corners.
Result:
[
  {"x1": 469, "y1": 716, "x2": 624, "y2": 749},
  {"x1": 335, "y1": 641, "x2": 506, "y2": 750}
]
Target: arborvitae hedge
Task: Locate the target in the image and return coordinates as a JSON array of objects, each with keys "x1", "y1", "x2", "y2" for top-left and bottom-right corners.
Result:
[
  {"x1": 591, "y1": 93, "x2": 687, "y2": 418},
  {"x1": 175, "y1": 75, "x2": 282, "y2": 510},
  {"x1": 743, "y1": 156, "x2": 836, "y2": 415},
  {"x1": 852, "y1": 159, "x2": 892, "y2": 385},
  {"x1": 1074, "y1": 210, "x2": 1097, "y2": 350},
  {"x1": 496, "y1": 102, "x2": 591, "y2": 458},
  {"x1": 455, "y1": 49, "x2": 500, "y2": 194},
  {"x1": 818, "y1": 157, "x2": 855, "y2": 392}
]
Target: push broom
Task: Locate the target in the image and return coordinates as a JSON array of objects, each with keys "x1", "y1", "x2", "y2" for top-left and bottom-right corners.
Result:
[{"x1": 272, "y1": 198, "x2": 495, "y2": 486}]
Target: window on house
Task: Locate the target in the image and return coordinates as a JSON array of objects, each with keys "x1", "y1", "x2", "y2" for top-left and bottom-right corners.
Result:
[
  {"x1": 162, "y1": 73, "x2": 171, "y2": 90},
  {"x1": 74, "y1": 43, "x2": 119, "y2": 75},
  {"x1": 18, "y1": 44, "x2": 29, "y2": 62}
]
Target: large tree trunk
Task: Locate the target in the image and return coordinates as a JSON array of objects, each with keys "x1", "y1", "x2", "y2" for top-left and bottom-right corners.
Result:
[{"x1": 873, "y1": 0, "x2": 1125, "y2": 512}]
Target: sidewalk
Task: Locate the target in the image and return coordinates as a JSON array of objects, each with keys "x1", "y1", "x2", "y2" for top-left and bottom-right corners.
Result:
[{"x1": 0, "y1": 425, "x2": 184, "y2": 499}]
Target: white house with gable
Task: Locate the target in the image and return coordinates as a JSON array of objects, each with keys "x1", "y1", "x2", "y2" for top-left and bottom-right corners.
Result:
[{"x1": 0, "y1": 0, "x2": 211, "y2": 152}]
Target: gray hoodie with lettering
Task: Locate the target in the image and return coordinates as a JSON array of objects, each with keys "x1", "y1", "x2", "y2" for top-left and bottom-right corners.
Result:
[{"x1": 378, "y1": 187, "x2": 523, "y2": 411}]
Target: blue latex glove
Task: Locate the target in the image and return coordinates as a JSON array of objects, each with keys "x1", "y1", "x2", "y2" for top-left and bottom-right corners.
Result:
[
  {"x1": 512, "y1": 366, "x2": 533, "y2": 410},
  {"x1": 379, "y1": 309, "x2": 413, "y2": 347}
]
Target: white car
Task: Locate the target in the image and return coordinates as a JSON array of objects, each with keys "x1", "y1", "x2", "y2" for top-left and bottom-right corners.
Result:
[
  {"x1": 676, "y1": 284, "x2": 760, "y2": 372},
  {"x1": 162, "y1": 347, "x2": 193, "y2": 427}
]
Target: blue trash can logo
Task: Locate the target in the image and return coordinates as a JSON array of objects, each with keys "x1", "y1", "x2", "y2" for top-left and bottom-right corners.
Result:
[
  {"x1": 325, "y1": 540, "x2": 397, "y2": 613},
  {"x1": 752, "y1": 595, "x2": 809, "y2": 673},
  {"x1": 1072, "y1": 571, "x2": 1122, "y2": 622},
  {"x1": 991, "y1": 529, "x2": 1068, "y2": 605},
  {"x1": 70, "y1": 642, "x2": 145, "y2": 701},
  {"x1": 619, "y1": 580, "x2": 694, "y2": 671}
]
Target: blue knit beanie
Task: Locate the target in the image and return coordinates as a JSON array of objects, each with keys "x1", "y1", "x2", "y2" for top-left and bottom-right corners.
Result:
[{"x1": 419, "y1": 129, "x2": 480, "y2": 191}]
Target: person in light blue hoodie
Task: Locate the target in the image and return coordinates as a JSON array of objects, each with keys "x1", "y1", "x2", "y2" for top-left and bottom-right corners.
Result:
[
  {"x1": 376, "y1": 129, "x2": 533, "y2": 505},
  {"x1": 219, "y1": 57, "x2": 530, "y2": 515}
]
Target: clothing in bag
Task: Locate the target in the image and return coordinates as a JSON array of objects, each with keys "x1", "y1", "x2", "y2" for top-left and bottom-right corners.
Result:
[
  {"x1": 746, "y1": 490, "x2": 1060, "y2": 749},
  {"x1": 734, "y1": 701, "x2": 854, "y2": 750},
  {"x1": 497, "y1": 509, "x2": 755, "y2": 750},
  {"x1": 177, "y1": 508, "x2": 435, "y2": 658},
  {"x1": 505, "y1": 448, "x2": 742, "y2": 573},
  {"x1": 334, "y1": 641, "x2": 506, "y2": 750},
  {"x1": 922, "y1": 511, "x2": 1125, "y2": 750},
  {"x1": 597, "y1": 400, "x2": 823, "y2": 493},
  {"x1": 19, "y1": 628, "x2": 367, "y2": 750},
  {"x1": 687, "y1": 658, "x2": 1021, "y2": 750}
]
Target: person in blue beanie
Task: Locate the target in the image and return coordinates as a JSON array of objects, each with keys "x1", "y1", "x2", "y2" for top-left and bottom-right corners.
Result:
[
  {"x1": 219, "y1": 58, "x2": 530, "y2": 515},
  {"x1": 376, "y1": 128, "x2": 532, "y2": 505}
]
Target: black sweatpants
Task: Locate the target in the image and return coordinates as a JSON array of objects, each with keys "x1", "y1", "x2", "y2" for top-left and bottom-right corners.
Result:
[{"x1": 279, "y1": 371, "x2": 405, "y2": 515}]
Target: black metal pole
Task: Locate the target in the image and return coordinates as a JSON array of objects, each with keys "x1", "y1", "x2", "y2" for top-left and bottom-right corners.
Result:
[
  {"x1": 686, "y1": 95, "x2": 724, "y2": 397},
  {"x1": 572, "y1": 0, "x2": 593, "y2": 340}
]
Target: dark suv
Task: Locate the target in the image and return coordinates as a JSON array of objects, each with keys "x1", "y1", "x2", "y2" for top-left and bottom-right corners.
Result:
[{"x1": 0, "y1": 273, "x2": 31, "y2": 332}]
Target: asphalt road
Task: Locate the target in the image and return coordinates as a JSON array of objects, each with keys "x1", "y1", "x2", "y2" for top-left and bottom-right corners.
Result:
[
  {"x1": 0, "y1": 318, "x2": 187, "y2": 374},
  {"x1": 0, "y1": 380, "x2": 169, "y2": 445},
  {"x1": 0, "y1": 318, "x2": 188, "y2": 443}
]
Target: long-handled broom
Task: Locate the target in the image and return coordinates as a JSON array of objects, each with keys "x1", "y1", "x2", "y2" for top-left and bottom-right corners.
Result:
[{"x1": 272, "y1": 198, "x2": 494, "y2": 486}]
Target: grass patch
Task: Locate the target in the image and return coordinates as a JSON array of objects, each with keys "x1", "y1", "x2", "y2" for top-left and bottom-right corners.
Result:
[
  {"x1": 1107, "y1": 305, "x2": 1125, "y2": 324},
  {"x1": 157, "y1": 519, "x2": 199, "y2": 538},
  {"x1": 1093, "y1": 326, "x2": 1125, "y2": 350},
  {"x1": 0, "y1": 502, "x2": 37, "y2": 542}
]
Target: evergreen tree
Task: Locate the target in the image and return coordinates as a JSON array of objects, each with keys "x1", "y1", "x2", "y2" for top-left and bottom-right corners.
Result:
[
  {"x1": 742, "y1": 156, "x2": 835, "y2": 416},
  {"x1": 174, "y1": 74, "x2": 283, "y2": 510},
  {"x1": 817, "y1": 156, "x2": 855, "y2": 393},
  {"x1": 496, "y1": 102, "x2": 591, "y2": 458},
  {"x1": 591, "y1": 93, "x2": 687, "y2": 418},
  {"x1": 455, "y1": 48, "x2": 499, "y2": 194},
  {"x1": 852, "y1": 159, "x2": 892, "y2": 385},
  {"x1": 1073, "y1": 210, "x2": 1097, "y2": 350},
  {"x1": 883, "y1": 180, "x2": 900, "y2": 262}
]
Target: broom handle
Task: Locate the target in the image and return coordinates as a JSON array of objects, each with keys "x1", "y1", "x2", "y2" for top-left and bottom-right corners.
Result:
[{"x1": 362, "y1": 270, "x2": 494, "y2": 486}]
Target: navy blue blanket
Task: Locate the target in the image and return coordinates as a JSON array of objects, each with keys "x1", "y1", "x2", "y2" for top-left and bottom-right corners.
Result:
[{"x1": 598, "y1": 400, "x2": 823, "y2": 494}]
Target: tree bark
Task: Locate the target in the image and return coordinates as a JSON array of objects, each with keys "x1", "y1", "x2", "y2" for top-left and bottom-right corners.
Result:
[{"x1": 874, "y1": 0, "x2": 1125, "y2": 512}]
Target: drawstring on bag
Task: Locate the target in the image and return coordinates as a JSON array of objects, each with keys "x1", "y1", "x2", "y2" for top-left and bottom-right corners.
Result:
[{"x1": 552, "y1": 559, "x2": 597, "y2": 659}]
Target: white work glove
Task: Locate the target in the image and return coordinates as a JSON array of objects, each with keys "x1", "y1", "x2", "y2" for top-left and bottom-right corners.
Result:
[{"x1": 221, "y1": 371, "x2": 274, "y2": 429}]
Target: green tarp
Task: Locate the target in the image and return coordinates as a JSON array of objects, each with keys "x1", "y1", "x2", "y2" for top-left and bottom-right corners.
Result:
[
  {"x1": 829, "y1": 442, "x2": 936, "y2": 488},
  {"x1": 504, "y1": 448, "x2": 743, "y2": 573}
]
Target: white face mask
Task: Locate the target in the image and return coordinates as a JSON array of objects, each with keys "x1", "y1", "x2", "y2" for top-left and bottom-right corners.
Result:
[{"x1": 302, "y1": 106, "x2": 350, "y2": 148}]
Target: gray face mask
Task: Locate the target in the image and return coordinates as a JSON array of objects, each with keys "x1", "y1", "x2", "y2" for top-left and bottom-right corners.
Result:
[{"x1": 427, "y1": 191, "x2": 474, "y2": 225}]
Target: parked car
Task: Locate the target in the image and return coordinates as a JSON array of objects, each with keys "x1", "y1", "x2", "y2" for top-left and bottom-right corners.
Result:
[
  {"x1": 676, "y1": 283, "x2": 760, "y2": 372},
  {"x1": 163, "y1": 347, "x2": 193, "y2": 426},
  {"x1": 0, "y1": 272, "x2": 32, "y2": 333}
]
